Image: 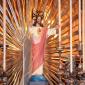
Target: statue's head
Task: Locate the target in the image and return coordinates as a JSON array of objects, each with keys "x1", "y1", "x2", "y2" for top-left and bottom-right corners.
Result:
[
  {"x1": 37, "y1": 11, "x2": 44, "y2": 26},
  {"x1": 32, "y1": 9, "x2": 37, "y2": 26},
  {"x1": 32, "y1": 9, "x2": 44, "y2": 27}
]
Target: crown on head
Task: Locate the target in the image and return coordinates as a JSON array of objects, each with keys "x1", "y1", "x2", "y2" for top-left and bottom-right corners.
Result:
[{"x1": 32, "y1": 8, "x2": 44, "y2": 20}]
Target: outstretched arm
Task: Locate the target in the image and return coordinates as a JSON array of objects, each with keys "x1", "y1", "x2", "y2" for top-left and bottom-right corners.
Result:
[{"x1": 47, "y1": 25, "x2": 59, "y2": 38}]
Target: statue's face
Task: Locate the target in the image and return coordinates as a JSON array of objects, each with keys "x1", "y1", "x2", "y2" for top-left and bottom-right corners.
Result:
[
  {"x1": 32, "y1": 17, "x2": 37, "y2": 23},
  {"x1": 37, "y1": 16, "x2": 42, "y2": 24}
]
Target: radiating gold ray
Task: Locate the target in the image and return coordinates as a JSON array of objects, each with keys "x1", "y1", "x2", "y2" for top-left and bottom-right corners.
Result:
[
  {"x1": 37, "y1": 0, "x2": 43, "y2": 11},
  {"x1": 0, "y1": 0, "x2": 81, "y2": 85},
  {"x1": 12, "y1": 0, "x2": 21, "y2": 26}
]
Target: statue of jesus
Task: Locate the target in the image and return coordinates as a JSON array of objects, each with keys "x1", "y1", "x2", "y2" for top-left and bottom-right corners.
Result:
[{"x1": 29, "y1": 9, "x2": 58, "y2": 77}]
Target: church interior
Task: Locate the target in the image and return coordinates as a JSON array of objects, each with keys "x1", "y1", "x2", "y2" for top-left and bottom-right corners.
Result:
[{"x1": 0, "y1": 0, "x2": 85, "y2": 85}]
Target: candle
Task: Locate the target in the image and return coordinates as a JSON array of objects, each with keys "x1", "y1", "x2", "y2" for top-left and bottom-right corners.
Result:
[
  {"x1": 58, "y1": 0, "x2": 61, "y2": 47},
  {"x1": 82, "y1": 0, "x2": 85, "y2": 72},
  {"x1": 3, "y1": 0, "x2": 6, "y2": 71},
  {"x1": 78, "y1": 0, "x2": 82, "y2": 71},
  {"x1": 79, "y1": 0, "x2": 82, "y2": 42},
  {"x1": 70, "y1": 0, "x2": 73, "y2": 73},
  {"x1": 58, "y1": 0, "x2": 62, "y2": 71}
]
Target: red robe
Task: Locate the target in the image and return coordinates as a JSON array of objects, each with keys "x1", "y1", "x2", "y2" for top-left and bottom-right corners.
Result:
[{"x1": 31, "y1": 28, "x2": 47, "y2": 73}]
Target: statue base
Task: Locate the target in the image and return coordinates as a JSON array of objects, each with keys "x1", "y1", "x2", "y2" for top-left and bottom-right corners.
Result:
[{"x1": 29, "y1": 75, "x2": 48, "y2": 85}]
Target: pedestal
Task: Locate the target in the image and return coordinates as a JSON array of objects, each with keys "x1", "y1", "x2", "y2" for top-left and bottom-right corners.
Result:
[{"x1": 29, "y1": 75, "x2": 48, "y2": 85}]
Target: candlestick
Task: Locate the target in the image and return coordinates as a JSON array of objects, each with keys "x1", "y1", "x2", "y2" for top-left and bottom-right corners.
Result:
[
  {"x1": 82, "y1": 0, "x2": 85, "y2": 72},
  {"x1": 70, "y1": 0, "x2": 73, "y2": 73},
  {"x1": 3, "y1": 0, "x2": 6, "y2": 71}
]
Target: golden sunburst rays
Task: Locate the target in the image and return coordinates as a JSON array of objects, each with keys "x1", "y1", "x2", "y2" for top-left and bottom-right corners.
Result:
[
  {"x1": 44, "y1": 35, "x2": 60, "y2": 85},
  {"x1": 6, "y1": 50, "x2": 23, "y2": 85},
  {"x1": 43, "y1": 0, "x2": 79, "y2": 85},
  {"x1": 6, "y1": 0, "x2": 23, "y2": 83},
  {"x1": 0, "y1": 0, "x2": 80, "y2": 85},
  {"x1": 44, "y1": 1, "x2": 59, "y2": 28},
  {"x1": 0, "y1": 0, "x2": 23, "y2": 85},
  {"x1": 37, "y1": 0, "x2": 43, "y2": 11},
  {"x1": 28, "y1": 0, "x2": 35, "y2": 24},
  {"x1": 6, "y1": 2, "x2": 22, "y2": 49}
]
